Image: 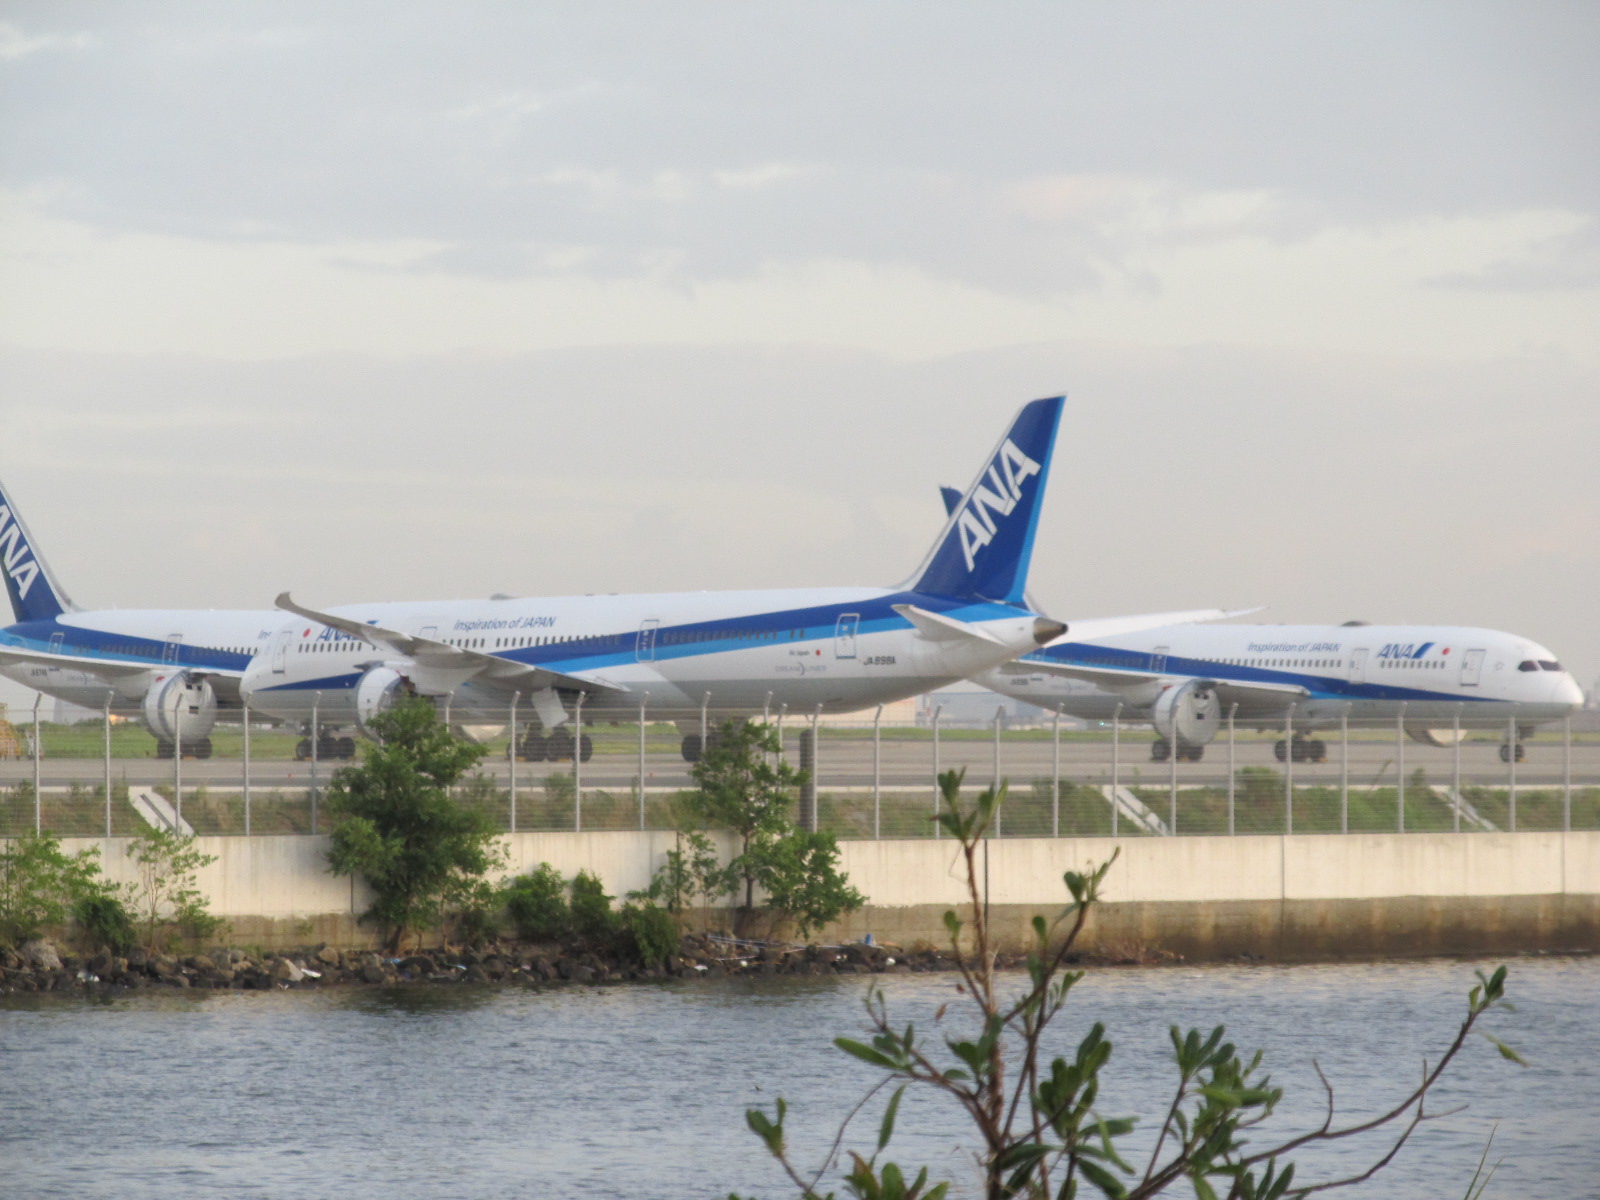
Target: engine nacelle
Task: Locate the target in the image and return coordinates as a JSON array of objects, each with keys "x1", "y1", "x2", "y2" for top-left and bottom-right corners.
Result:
[
  {"x1": 140, "y1": 672, "x2": 219, "y2": 743},
  {"x1": 1151, "y1": 680, "x2": 1221, "y2": 748},
  {"x1": 354, "y1": 666, "x2": 410, "y2": 739}
]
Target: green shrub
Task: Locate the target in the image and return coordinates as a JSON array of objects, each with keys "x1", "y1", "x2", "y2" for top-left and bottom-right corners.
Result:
[
  {"x1": 0, "y1": 831, "x2": 108, "y2": 948},
  {"x1": 505, "y1": 863, "x2": 570, "y2": 942},
  {"x1": 74, "y1": 892, "x2": 138, "y2": 955},
  {"x1": 570, "y1": 869, "x2": 618, "y2": 944},
  {"x1": 620, "y1": 901, "x2": 679, "y2": 968}
]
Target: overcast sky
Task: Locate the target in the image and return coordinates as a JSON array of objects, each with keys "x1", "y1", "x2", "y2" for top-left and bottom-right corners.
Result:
[{"x1": 1, "y1": 1, "x2": 1596, "y2": 709}]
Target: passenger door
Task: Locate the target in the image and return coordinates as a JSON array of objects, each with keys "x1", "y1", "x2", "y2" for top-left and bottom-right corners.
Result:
[
  {"x1": 1460, "y1": 648, "x2": 1486, "y2": 687},
  {"x1": 1151, "y1": 644, "x2": 1169, "y2": 673},
  {"x1": 637, "y1": 618, "x2": 659, "y2": 662},
  {"x1": 834, "y1": 613, "x2": 859, "y2": 659},
  {"x1": 163, "y1": 635, "x2": 182, "y2": 665},
  {"x1": 1348, "y1": 647, "x2": 1368, "y2": 683}
]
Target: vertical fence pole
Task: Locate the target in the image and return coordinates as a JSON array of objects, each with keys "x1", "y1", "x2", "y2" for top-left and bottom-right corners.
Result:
[
  {"x1": 1168, "y1": 709, "x2": 1179, "y2": 837},
  {"x1": 1110, "y1": 703, "x2": 1121, "y2": 838},
  {"x1": 992, "y1": 706, "x2": 1003, "y2": 838},
  {"x1": 310, "y1": 694, "x2": 319, "y2": 834},
  {"x1": 1227, "y1": 703, "x2": 1237, "y2": 836},
  {"x1": 1283, "y1": 702, "x2": 1295, "y2": 836},
  {"x1": 508, "y1": 692, "x2": 520, "y2": 834},
  {"x1": 243, "y1": 702, "x2": 252, "y2": 837},
  {"x1": 931, "y1": 704, "x2": 942, "y2": 836},
  {"x1": 1507, "y1": 715, "x2": 1517, "y2": 832},
  {"x1": 1051, "y1": 710, "x2": 1061, "y2": 838},
  {"x1": 809, "y1": 704, "x2": 821, "y2": 833},
  {"x1": 638, "y1": 692, "x2": 649, "y2": 831},
  {"x1": 1563, "y1": 715, "x2": 1572, "y2": 833},
  {"x1": 777, "y1": 703, "x2": 786, "y2": 762},
  {"x1": 700, "y1": 692, "x2": 710, "y2": 759},
  {"x1": 1395, "y1": 702, "x2": 1406, "y2": 834},
  {"x1": 104, "y1": 693, "x2": 113, "y2": 838},
  {"x1": 1340, "y1": 705, "x2": 1350, "y2": 835},
  {"x1": 573, "y1": 693, "x2": 586, "y2": 833},
  {"x1": 173, "y1": 696, "x2": 183, "y2": 829},
  {"x1": 763, "y1": 692, "x2": 774, "y2": 769},
  {"x1": 32, "y1": 693, "x2": 42, "y2": 835},
  {"x1": 1451, "y1": 705, "x2": 1462, "y2": 834},
  {"x1": 872, "y1": 704, "x2": 882, "y2": 840}
]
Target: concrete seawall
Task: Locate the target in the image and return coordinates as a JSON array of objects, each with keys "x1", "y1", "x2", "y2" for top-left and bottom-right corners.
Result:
[{"x1": 57, "y1": 831, "x2": 1600, "y2": 958}]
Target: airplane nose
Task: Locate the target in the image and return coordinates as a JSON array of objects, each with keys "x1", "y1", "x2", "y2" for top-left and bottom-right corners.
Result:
[
  {"x1": 1555, "y1": 674, "x2": 1584, "y2": 711},
  {"x1": 1033, "y1": 617, "x2": 1068, "y2": 645}
]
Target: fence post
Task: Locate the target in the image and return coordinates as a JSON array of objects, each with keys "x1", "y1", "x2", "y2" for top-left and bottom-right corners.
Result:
[
  {"x1": 1451, "y1": 705, "x2": 1461, "y2": 834},
  {"x1": 1168, "y1": 706, "x2": 1179, "y2": 837},
  {"x1": 1110, "y1": 703, "x2": 1121, "y2": 838},
  {"x1": 173, "y1": 694, "x2": 183, "y2": 829},
  {"x1": 573, "y1": 692, "x2": 586, "y2": 833},
  {"x1": 700, "y1": 691, "x2": 710, "y2": 759},
  {"x1": 872, "y1": 704, "x2": 883, "y2": 840},
  {"x1": 1051, "y1": 709, "x2": 1060, "y2": 838},
  {"x1": 243, "y1": 702, "x2": 252, "y2": 837},
  {"x1": 508, "y1": 692, "x2": 520, "y2": 834},
  {"x1": 809, "y1": 704, "x2": 821, "y2": 833},
  {"x1": 1283, "y1": 702, "x2": 1295, "y2": 835},
  {"x1": 1340, "y1": 704, "x2": 1350, "y2": 835},
  {"x1": 992, "y1": 706, "x2": 1003, "y2": 838},
  {"x1": 638, "y1": 692, "x2": 649, "y2": 831},
  {"x1": 310, "y1": 694, "x2": 319, "y2": 835},
  {"x1": 1507, "y1": 715, "x2": 1517, "y2": 832},
  {"x1": 1395, "y1": 702, "x2": 1406, "y2": 834},
  {"x1": 104, "y1": 692, "x2": 113, "y2": 838},
  {"x1": 1227, "y1": 702, "x2": 1237, "y2": 836},
  {"x1": 1563, "y1": 715, "x2": 1572, "y2": 833},
  {"x1": 931, "y1": 704, "x2": 942, "y2": 837},
  {"x1": 776, "y1": 703, "x2": 786, "y2": 763},
  {"x1": 32, "y1": 693, "x2": 42, "y2": 835}
]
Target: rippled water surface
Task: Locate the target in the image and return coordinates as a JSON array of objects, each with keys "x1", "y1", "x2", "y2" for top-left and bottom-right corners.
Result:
[{"x1": 2, "y1": 957, "x2": 1595, "y2": 1198}]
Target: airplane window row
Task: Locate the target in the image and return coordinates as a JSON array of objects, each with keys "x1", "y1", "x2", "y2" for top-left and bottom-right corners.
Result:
[
  {"x1": 1209, "y1": 657, "x2": 1343, "y2": 670},
  {"x1": 1519, "y1": 659, "x2": 1565, "y2": 672},
  {"x1": 1380, "y1": 659, "x2": 1444, "y2": 669}
]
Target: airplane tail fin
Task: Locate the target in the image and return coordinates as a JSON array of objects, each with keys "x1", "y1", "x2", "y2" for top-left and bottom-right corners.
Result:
[
  {"x1": 0, "y1": 477, "x2": 75, "y2": 624},
  {"x1": 903, "y1": 395, "x2": 1063, "y2": 605}
]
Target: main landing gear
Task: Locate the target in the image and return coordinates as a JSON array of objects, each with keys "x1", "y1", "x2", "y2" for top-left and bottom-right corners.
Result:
[
  {"x1": 1273, "y1": 735, "x2": 1328, "y2": 764},
  {"x1": 680, "y1": 731, "x2": 724, "y2": 763},
  {"x1": 155, "y1": 737, "x2": 214, "y2": 760},
  {"x1": 512, "y1": 728, "x2": 593, "y2": 763},
  {"x1": 1150, "y1": 737, "x2": 1205, "y2": 763},
  {"x1": 295, "y1": 735, "x2": 356, "y2": 761}
]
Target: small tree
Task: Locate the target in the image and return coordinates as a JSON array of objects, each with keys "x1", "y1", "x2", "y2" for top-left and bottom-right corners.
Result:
[
  {"x1": 0, "y1": 832, "x2": 108, "y2": 948},
  {"x1": 326, "y1": 696, "x2": 503, "y2": 953},
  {"x1": 125, "y1": 826, "x2": 225, "y2": 950},
  {"x1": 688, "y1": 720, "x2": 802, "y2": 913},
  {"x1": 737, "y1": 769, "x2": 1523, "y2": 1199},
  {"x1": 749, "y1": 828, "x2": 863, "y2": 940}
]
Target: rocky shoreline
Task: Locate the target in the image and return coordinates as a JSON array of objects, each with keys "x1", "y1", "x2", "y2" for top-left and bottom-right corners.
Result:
[{"x1": 1, "y1": 934, "x2": 1179, "y2": 996}]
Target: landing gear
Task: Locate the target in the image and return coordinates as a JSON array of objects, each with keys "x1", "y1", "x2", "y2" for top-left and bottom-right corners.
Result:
[
  {"x1": 544, "y1": 729, "x2": 593, "y2": 763},
  {"x1": 1498, "y1": 742, "x2": 1526, "y2": 763},
  {"x1": 1151, "y1": 737, "x2": 1205, "y2": 763},
  {"x1": 154, "y1": 736, "x2": 214, "y2": 760},
  {"x1": 514, "y1": 731, "x2": 548, "y2": 761},
  {"x1": 681, "y1": 730, "x2": 723, "y2": 763},
  {"x1": 294, "y1": 735, "x2": 357, "y2": 761},
  {"x1": 1273, "y1": 736, "x2": 1328, "y2": 764}
]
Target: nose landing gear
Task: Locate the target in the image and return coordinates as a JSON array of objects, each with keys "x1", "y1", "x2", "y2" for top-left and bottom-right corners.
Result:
[{"x1": 1498, "y1": 742, "x2": 1526, "y2": 763}]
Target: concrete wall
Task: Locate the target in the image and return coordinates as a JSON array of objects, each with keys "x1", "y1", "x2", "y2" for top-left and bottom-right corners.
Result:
[{"x1": 56, "y1": 831, "x2": 1600, "y2": 957}]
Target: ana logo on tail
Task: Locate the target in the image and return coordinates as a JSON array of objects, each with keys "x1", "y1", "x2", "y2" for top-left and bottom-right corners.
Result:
[
  {"x1": 953, "y1": 439, "x2": 1041, "y2": 570},
  {"x1": 0, "y1": 507, "x2": 41, "y2": 600}
]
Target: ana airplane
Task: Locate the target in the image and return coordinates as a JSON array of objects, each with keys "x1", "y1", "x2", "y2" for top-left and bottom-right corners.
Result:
[
  {"x1": 238, "y1": 396, "x2": 1074, "y2": 762},
  {"x1": 975, "y1": 622, "x2": 1583, "y2": 764},
  {"x1": 0, "y1": 486, "x2": 281, "y2": 758}
]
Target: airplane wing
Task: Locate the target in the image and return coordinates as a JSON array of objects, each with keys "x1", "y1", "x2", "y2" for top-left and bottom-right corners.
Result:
[
  {"x1": 0, "y1": 642, "x2": 165, "y2": 680},
  {"x1": 1004, "y1": 656, "x2": 1309, "y2": 703},
  {"x1": 1057, "y1": 607, "x2": 1263, "y2": 642},
  {"x1": 275, "y1": 593, "x2": 624, "y2": 694}
]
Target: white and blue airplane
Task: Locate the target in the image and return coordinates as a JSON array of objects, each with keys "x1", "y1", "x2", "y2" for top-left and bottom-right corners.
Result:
[
  {"x1": 975, "y1": 623, "x2": 1582, "y2": 764},
  {"x1": 237, "y1": 396, "x2": 1074, "y2": 762},
  {"x1": 0, "y1": 490, "x2": 282, "y2": 758}
]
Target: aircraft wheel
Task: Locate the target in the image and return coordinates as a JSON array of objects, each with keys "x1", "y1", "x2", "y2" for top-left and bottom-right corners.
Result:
[
  {"x1": 1184, "y1": 745, "x2": 1205, "y2": 762},
  {"x1": 579, "y1": 734, "x2": 593, "y2": 764},
  {"x1": 338, "y1": 737, "x2": 356, "y2": 760},
  {"x1": 295, "y1": 738, "x2": 312, "y2": 761},
  {"x1": 155, "y1": 739, "x2": 175, "y2": 760},
  {"x1": 547, "y1": 730, "x2": 575, "y2": 761},
  {"x1": 1150, "y1": 736, "x2": 1171, "y2": 762},
  {"x1": 1273, "y1": 739, "x2": 1287, "y2": 762},
  {"x1": 193, "y1": 737, "x2": 214, "y2": 760},
  {"x1": 681, "y1": 734, "x2": 702, "y2": 763},
  {"x1": 1499, "y1": 743, "x2": 1526, "y2": 763},
  {"x1": 1310, "y1": 740, "x2": 1327, "y2": 763}
]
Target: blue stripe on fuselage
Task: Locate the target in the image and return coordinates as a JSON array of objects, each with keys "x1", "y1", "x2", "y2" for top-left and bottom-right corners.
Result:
[
  {"x1": 1027, "y1": 641, "x2": 1490, "y2": 705},
  {"x1": 0, "y1": 617, "x2": 253, "y2": 673}
]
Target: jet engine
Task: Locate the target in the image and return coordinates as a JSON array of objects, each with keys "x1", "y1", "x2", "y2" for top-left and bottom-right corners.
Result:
[
  {"x1": 1151, "y1": 680, "x2": 1221, "y2": 750},
  {"x1": 353, "y1": 666, "x2": 410, "y2": 739},
  {"x1": 141, "y1": 672, "x2": 218, "y2": 748}
]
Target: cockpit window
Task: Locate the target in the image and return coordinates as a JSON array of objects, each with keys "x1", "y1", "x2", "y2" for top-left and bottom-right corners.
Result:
[
  {"x1": 1517, "y1": 660, "x2": 1539, "y2": 672},
  {"x1": 1539, "y1": 660, "x2": 1563, "y2": 672}
]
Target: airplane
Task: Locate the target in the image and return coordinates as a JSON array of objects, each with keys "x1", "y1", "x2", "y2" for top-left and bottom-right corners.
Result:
[{"x1": 0, "y1": 485, "x2": 284, "y2": 759}]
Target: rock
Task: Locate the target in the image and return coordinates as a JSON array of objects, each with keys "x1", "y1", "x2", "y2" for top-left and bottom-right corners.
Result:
[
  {"x1": 569, "y1": 964, "x2": 596, "y2": 984},
  {"x1": 360, "y1": 961, "x2": 388, "y2": 985},
  {"x1": 316, "y1": 945, "x2": 342, "y2": 966},
  {"x1": 464, "y1": 965, "x2": 489, "y2": 983},
  {"x1": 20, "y1": 940, "x2": 62, "y2": 971},
  {"x1": 269, "y1": 958, "x2": 305, "y2": 984},
  {"x1": 149, "y1": 956, "x2": 179, "y2": 978},
  {"x1": 398, "y1": 955, "x2": 436, "y2": 977}
]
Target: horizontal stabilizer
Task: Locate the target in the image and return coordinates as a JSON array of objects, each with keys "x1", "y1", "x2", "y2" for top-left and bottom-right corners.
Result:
[
  {"x1": 892, "y1": 603, "x2": 1006, "y2": 646},
  {"x1": 0, "y1": 643, "x2": 169, "y2": 680},
  {"x1": 1059, "y1": 607, "x2": 1264, "y2": 643}
]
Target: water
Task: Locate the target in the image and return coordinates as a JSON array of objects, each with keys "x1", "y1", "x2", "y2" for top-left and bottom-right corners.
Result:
[{"x1": 2, "y1": 957, "x2": 1595, "y2": 1198}]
